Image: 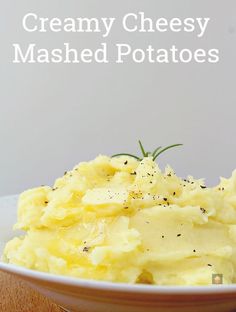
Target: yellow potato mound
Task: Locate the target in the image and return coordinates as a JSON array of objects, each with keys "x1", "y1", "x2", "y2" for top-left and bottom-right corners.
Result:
[{"x1": 4, "y1": 155, "x2": 236, "y2": 285}]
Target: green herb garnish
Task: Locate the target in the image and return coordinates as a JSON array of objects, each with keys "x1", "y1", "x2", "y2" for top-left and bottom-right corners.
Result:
[{"x1": 112, "y1": 140, "x2": 183, "y2": 161}]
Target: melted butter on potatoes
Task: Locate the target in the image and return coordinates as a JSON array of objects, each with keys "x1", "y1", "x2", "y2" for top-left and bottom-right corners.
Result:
[{"x1": 4, "y1": 155, "x2": 236, "y2": 285}]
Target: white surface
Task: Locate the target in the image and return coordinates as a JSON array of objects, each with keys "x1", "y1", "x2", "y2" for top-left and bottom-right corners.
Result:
[
  {"x1": 0, "y1": 0, "x2": 236, "y2": 196},
  {"x1": 1, "y1": 195, "x2": 236, "y2": 312}
]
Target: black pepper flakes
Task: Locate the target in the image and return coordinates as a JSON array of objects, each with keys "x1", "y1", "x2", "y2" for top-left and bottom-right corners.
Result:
[
  {"x1": 200, "y1": 185, "x2": 207, "y2": 189},
  {"x1": 161, "y1": 235, "x2": 165, "y2": 238},
  {"x1": 163, "y1": 198, "x2": 168, "y2": 201},
  {"x1": 193, "y1": 249, "x2": 196, "y2": 253},
  {"x1": 177, "y1": 234, "x2": 181, "y2": 237},
  {"x1": 130, "y1": 171, "x2": 137, "y2": 175},
  {"x1": 200, "y1": 207, "x2": 206, "y2": 213},
  {"x1": 173, "y1": 192, "x2": 176, "y2": 196},
  {"x1": 207, "y1": 264, "x2": 212, "y2": 267},
  {"x1": 83, "y1": 246, "x2": 90, "y2": 252},
  {"x1": 44, "y1": 201, "x2": 48, "y2": 204},
  {"x1": 124, "y1": 160, "x2": 128, "y2": 165}
]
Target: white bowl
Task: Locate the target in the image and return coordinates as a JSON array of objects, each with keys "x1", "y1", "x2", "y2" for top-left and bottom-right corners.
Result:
[{"x1": 1, "y1": 195, "x2": 236, "y2": 312}]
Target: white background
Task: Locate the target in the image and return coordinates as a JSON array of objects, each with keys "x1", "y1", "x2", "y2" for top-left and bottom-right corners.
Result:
[{"x1": 0, "y1": 0, "x2": 235, "y2": 196}]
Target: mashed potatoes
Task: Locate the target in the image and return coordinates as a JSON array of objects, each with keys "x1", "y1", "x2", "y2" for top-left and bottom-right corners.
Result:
[{"x1": 3, "y1": 155, "x2": 236, "y2": 285}]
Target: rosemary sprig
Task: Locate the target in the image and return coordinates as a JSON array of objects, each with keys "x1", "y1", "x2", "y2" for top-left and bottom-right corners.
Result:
[
  {"x1": 138, "y1": 140, "x2": 147, "y2": 157},
  {"x1": 153, "y1": 144, "x2": 183, "y2": 161},
  {"x1": 152, "y1": 146, "x2": 162, "y2": 157},
  {"x1": 112, "y1": 141, "x2": 183, "y2": 162},
  {"x1": 110, "y1": 153, "x2": 141, "y2": 161}
]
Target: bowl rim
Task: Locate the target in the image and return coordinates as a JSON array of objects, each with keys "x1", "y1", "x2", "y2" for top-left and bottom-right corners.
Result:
[{"x1": 1, "y1": 261, "x2": 236, "y2": 295}]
